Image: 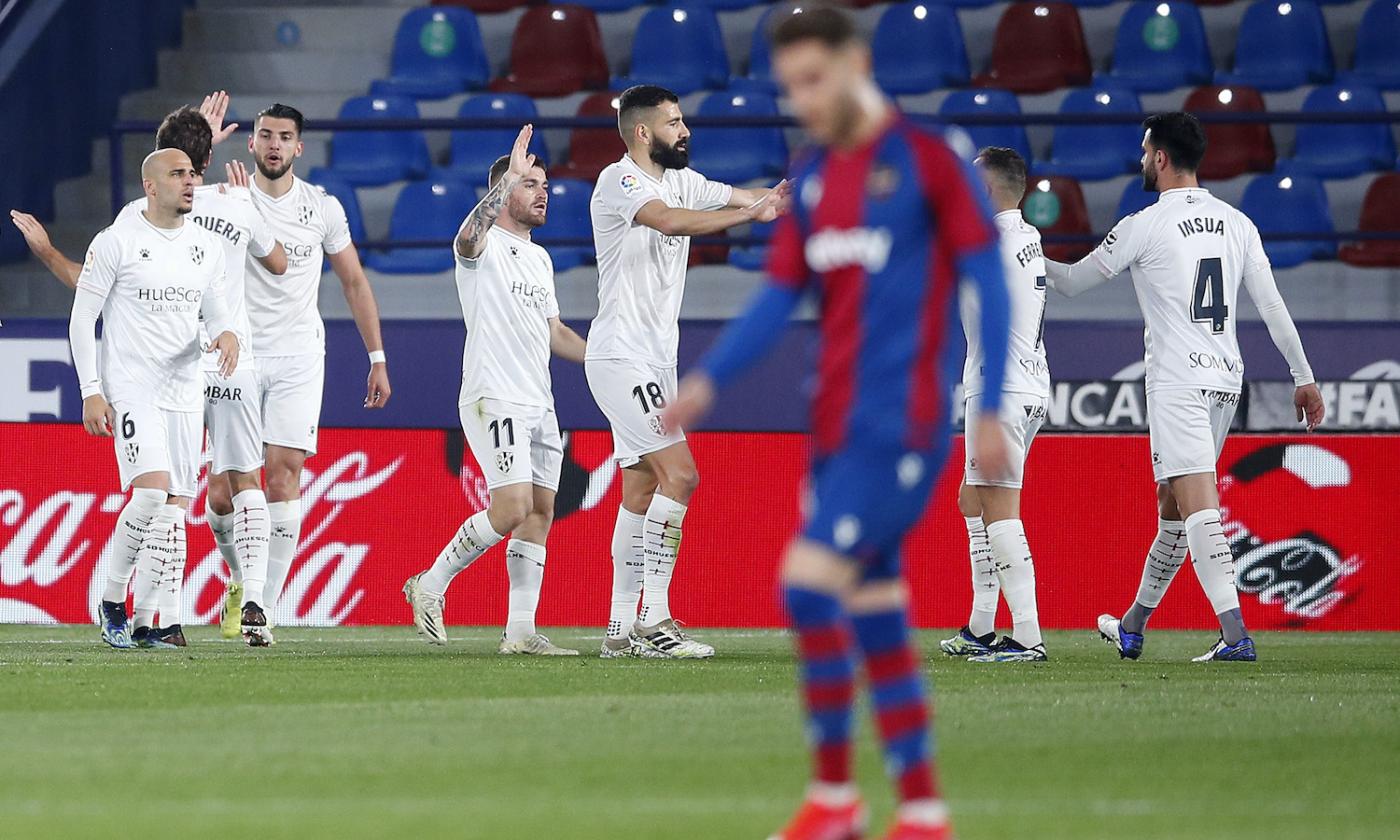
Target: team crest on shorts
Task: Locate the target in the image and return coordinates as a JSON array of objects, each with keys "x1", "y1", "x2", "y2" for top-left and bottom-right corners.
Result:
[
  {"x1": 648, "y1": 416, "x2": 666, "y2": 437},
  {"x1": 496, "y1": 450, "x2": 514, "y2": 473},
  {"x1": 124, "y1": 442, "x2": 140, "y2": 463},
  {"x1": 189, "y1": 244, "x2": 205, "y2": 265}
]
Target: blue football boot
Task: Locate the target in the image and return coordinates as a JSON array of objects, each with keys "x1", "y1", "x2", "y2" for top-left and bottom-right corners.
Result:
[
  {"x1": 99, "y1": 600, "x2": 134, "y2": 650},
  {"x1": 1097, "y1": 614, "x2": 1144, "y2": 660},
  {"x1": 1192, "y1": 636, "x2": 1257, "y2": 662}
]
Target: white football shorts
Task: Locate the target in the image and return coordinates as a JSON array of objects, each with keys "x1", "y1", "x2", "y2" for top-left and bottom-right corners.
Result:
[
  {"x1": 257, "y1": 353, "x2": 324, "y2": 456},
  {"x1": 202, "y1": 363, "x2": 263, "y2": 475},
  {"x1": 584, "y1": 358, "x2": 686, "y2": 468},
  {"x1": 110, "y1": 401, "x2": 202, "y2": 498},
  {"x1": 1147, "y1": 387, "x2": 1239, "y2": 483},
  {"x1": 964, "y1": 392, "x2": 1048, "y2": 489},
  {"x1": 460, "y1": 397, "x2": 563, "y2": 492}
]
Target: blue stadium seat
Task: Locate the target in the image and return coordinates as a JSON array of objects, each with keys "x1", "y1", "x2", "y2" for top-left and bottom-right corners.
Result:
[
  {"x1": 435, "y1": 94, "x2": 550, "y2": 187},
  {"x1": 1035, "y1": 85, "x2": 1144, "y2": 180},
  {"x1": 1105, "y1": 2, "x2": 1212, "y2": 92},
  {"x1": 1279, "y1": 85, "x2": 1396, "y2": 178},
  {"x1": 1116, "y1": 179, "x2": 1157, "y2": 221},
  {"x1": 1216, "y1": 0, "x2": 1333, "y2": 91},
  {"x1": 937, "y1": 89, "x2": 1032, "y2": 164},
  {"x1": 1064, "y1": 0, "x2": 1119, "y2": 6},
  {"x1": 728, "y1": 220, "x2": 774, "y2": 271},
  {"x1": 306, "y1": 168, "x2": 366, "y2": 245},
  {"x1": 732, "y1": 5, "x2": 801, "y2": 94},
  {"x1": 1239, "y1": 174, "x2": 1335, "y2": 267},
  {"x1": 329, "y1": 95, "x2": 431, "y2": 187},
  {"x1": 540, "y1": 178, "x2": 594, "y2": 271},
  {"x1": 364, "y1": 179, "x2": 477, "y2": 275},
  {"x1": 369, "y1": 7, "x2": 490, "y2": 100},
  {"x1": 872, "y1": 3, "x2": 970, "y2": 94},
  {"x1": 614, "y1": 5, "x2": 729, "y2": 95},
  {"x1": 686, "y1": 91, "x2": 787, "y2": 184},
  {"x1": 1338, "y1": 0, "x2": 1400, "y2": 90}
]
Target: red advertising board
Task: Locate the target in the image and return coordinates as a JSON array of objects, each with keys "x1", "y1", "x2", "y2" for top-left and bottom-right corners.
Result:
[{"x1": 0, "y1": 423, "x2": 1393, "y2": 630}]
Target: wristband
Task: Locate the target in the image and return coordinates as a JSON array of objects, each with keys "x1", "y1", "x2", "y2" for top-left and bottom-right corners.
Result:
[{"x1": 368, "y1": 350, "x2": 387, "y2": 365}]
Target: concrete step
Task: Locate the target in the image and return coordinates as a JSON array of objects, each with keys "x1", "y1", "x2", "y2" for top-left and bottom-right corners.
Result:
[
  {"x1": 157, "y1": 49, "x2": 389, "y2": 94},
  {"x1": 182, "y1": 6, "x2": 405, "y2": 53}
]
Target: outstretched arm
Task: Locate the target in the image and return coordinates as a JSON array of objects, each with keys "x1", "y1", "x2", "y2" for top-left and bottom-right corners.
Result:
[
  {"x1": 548, "y1": 318, "x2": 587, "y2": 364},
  {"x1": 1044, "y1": 255, "x2": 1112, "y2": 298},
  {"x1": 634, "y1": 180, "x2": 790, "y2": 238},
  {"x1": 457, "y1": 125, "x2": 535, "y2": 261},
  {"x1": 10, "y1": 211, "x2": 81, "y2": 288}
]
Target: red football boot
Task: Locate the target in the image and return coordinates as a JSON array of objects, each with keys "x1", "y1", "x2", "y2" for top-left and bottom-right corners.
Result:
[
  {"x1": 879, "y1": 817, "x2": 952, "y2": 840},
  {"x1": 767, "y1": 797, "x2": 867, "y2": 840}
]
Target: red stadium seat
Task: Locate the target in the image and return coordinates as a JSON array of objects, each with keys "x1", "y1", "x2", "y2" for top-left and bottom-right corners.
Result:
[
  {"x1": 491, "y1": 5, "x2": 610, "y2": 98},
  {"x1": 553, "y1": 91, "x2": 626, "y2": 182},
  {"x1": 432, "y1": 0, "x2": 529, "y2": 13},
  {"x1": 1183, "y1": 85, "x2": 1276, "y2": 180},
  {"x1": 974, "y1": 3, "x2": 1092, "y2": 94},
  {"x1": 1021, "y1": 175, "x2": 1094, "y2": 262},
  {"x1": 1339, "y1": 174, "x2": 1400, "y2": 267}
]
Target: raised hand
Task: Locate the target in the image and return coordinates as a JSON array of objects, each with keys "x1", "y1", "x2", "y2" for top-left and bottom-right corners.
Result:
[
  {"x1": 9, "y1": 210, "x2": 53, "y2": 255},
  {"x1": 508, "y1": 124, "x2": 537, "y2": 180},
  {"x1": 200, "y1": 90, "x2": 240, "y2": 146},
  {"x1": 222, "y1": 160, "x2": 251, "y2": 193},
  {"x1": 747, "y1": 180, "x2": 792, "y2": 224}
]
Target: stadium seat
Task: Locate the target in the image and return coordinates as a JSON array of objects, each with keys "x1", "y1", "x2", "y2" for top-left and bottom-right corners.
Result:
[
  {"x1": 937, "y1": 89, "x2": 1032, "y2": 164},
  {"x1": 568, "y1": 0, "x2": 645, "y2": 9},
  {"x1": 974, "y1": 3, "x2": 1093, "y2": 94},
  {"x1": 1239, "y1": 174, "x2": 1335, "y2": 267},
  {"x1": 1216, "y1": 0, "x2": 1333, "y2": 91},
  {"x1": 872, "y1": 3, "x2": 970, "y2": 94},
  {"x1": 368, "y1": 7, "x2": 489, "y2": 100},
  {"x1": 686, "y1": 91, "x2": 788, "y2": 184},
  {"x1": 436, "y1": 94, "x2": 550, "y2": 187},
  {"x1": 689, "y1": 231, "x2": 729, "y2": 266},
  {"x1": 492, "y1": 6, "x2": 610, "y2": 98},
  {"x1": 1105, "y1": 2, "x2": 1212, "y2": 92},
  {"x1": 728, "y1": 220, "x2": 773, "y2": 271},
  {"x1": 432, "y1": 0, "x2": 529, "y2": 13},
  {"x1": 539, "y1": 178, "x2": 594, "y2": 272},
  {"x1": 1339, "y1": 0, "x2": 1400, "y2": 90},
  {"x1": 1116, "y1": 179, "x2": 1157, "y2": 221},
  {"x1": 1021, "y1": 176, "x2": 1094, "y2": 262},
  {"x1": 615, "y1": 5, "x2": 729, "y2": 95},
  {"x1": 1036, "y1": 85, "x2": 1144, "y2": 180},
  {"x1": 1339, "y1": 174, "x2": 1400, "y2": 267},
  {"x1": 306, "y1": 168, "x2": 366, "y2": 245},
  {"x1": 1183, "y1": 85, "x2": 1276, "y2": 180},
  {"x1": 925, "y1": 0, "x2": 1000, "y2": 7},
  {"x1": 553, "y1": 92, "x2": 625, "y2": 182},
  {"x1": 328, "y1": 96, "x2": 431, "y2": 187},
  {"x1": 686, "y1": 0, "x2": 766, "y2": 8},
  {"x1": 364, "y1": 179, "x2": 478, "y2": 275},
  {"x1": 1280, "y1": 85, "x2": 1396, "y2": 179},
  {"x1": 732, "y1": 4, "x2": 807, "y2": 94}
]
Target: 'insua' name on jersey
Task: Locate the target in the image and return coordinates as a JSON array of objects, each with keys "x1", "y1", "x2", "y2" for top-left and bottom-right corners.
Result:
[{"x1": 1177, "y1": 217, "x2": 1225, "y2": 239}]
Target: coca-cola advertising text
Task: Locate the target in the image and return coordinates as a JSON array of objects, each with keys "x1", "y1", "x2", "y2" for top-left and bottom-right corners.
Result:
[{"x1": 1, "y1": 423, "x2": 1394, "y2": 630}]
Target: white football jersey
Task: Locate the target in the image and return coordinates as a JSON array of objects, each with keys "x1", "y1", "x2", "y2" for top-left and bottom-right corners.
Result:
[
  {"x1": 586, "y1": 155, "x2": 732, "y2": 367},
  {"x1": 456, "y1": 225, "x2": 559, "y2": 409},
  {"x1": 116, "y1": 184, "x2": 275, "y2": 367},
  {"x1": 1089, "y1": 187, "x2": 1269, "y2": 393},
  {"x1": 245, "y1": 175, "x2": 353, "y2": 357},
  {"x1": 963, "y1": 210, "x2": 1050, "y2": 400},
  {"x1": 77, "y1": 210, "x2": 229, "y2": 412}
]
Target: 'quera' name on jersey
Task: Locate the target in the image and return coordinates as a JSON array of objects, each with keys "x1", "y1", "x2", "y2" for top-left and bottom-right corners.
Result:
[
  {"x1": 190, "y1": 214, "x2": 244, "y2": 246},
  {"x1": 1177, "y1": 217, "x2": 1225, "y2": 239},
  {"x1": 805, "y1": 227, "x2": 893, "y2": 273}
]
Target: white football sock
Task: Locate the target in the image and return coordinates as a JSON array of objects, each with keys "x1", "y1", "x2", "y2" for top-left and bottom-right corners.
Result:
[
  {"x1": 1122, "y1": 519, "x2": 1188, "y2": 633},
  {"x1": 102, "y1": 488, "x2": 165, "y2": 604},
  {"x1": 964, "y1": 515, "x2": 998, "y2": 637},
  {"x1": 157, "y1": 515, "x2": 187, "y2": 627},
  {"x1": 1185, "y1": 508, "x2": 1242, "y2": 622},
  {"x1": 265, "y1": 499, "x2": 301, "y2": 617},
  {"x1": 638, "y1": 494, "x2": 687, "y2": 627},
  {"x1": 606, "y1": 507, "x2": 646, "y2": 640},
  {"x1": 131, "y1": 504, "x2": 181, "y2": 628},
  {"x1": 207, "y1": 506, "x2": 241, "y2": 584},
  {"x1": 420, "y1": 510, "x2": 504, "y2": 597},
  {"x1": 987, "y1": 518, "x2": 1042, "y2": 647},
  {"x1": 233, "y1": 489, "x2": 271, "y2": 608},
  {"x1": 504, "y1": 539, "x2": 547, "y2": 643}
]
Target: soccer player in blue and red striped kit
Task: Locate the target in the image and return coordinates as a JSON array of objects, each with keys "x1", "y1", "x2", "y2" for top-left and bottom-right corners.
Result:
[{"x1": 665, "y1": 6, "x2": 1013, "y2": 839}]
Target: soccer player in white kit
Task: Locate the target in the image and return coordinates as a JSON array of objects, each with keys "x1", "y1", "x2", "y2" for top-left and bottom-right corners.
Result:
[
  {"x1": 588, "y1": 84, "x2": 791, "y2": 659},
  {"x1": 940, "y1": 147, "x2": 1051, "y2": 663},
  {"x1": 68, "y1": 148, "x2": 241, "y2": 649},
  {"x1": 401, "y1": 126, "x2": 588, "y2": 654},
  {"x1": 243, "y1": 103, "x2": 393, "y2": 630},
  {"x1": 1043, "y1": 113, "x2": 1326, "y2": 662},
  {"x1": 13, "y1": 99, "x2": 286, "y2": 647}
]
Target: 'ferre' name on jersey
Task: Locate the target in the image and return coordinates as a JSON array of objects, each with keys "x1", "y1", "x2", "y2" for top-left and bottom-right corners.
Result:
[
  {"x1": 1177, "y1": 217, "x2": 1225, "y2": 239},
  {"x1": 190, "y1": 214, "x2": 244, "y2": 246},
  {"x1": 805, "y1": 227, "x2": 893, "y2": 273},
  {"x1": 1014, "y1": 239, "x2": 1043, "y2": 268}
]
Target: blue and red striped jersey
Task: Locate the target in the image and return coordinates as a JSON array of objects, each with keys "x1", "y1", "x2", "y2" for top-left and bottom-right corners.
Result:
[{"x1": 767, "y1": 116, "x2": 1000, "y2": 456}]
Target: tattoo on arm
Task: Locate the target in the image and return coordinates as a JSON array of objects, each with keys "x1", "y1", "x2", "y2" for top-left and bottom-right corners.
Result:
[{"x1": 458, "y1": 175, "x2": 516, "y2": 257}]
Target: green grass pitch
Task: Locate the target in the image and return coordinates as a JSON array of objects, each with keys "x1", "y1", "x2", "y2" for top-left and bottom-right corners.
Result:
[{"x1": 2, "y1": 626, "x2": 1397, "y2": 839}]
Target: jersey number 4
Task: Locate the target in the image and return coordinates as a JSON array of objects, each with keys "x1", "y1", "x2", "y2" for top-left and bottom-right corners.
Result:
[
  {"x1": 1191, "y1": 257, "x2": 1228, "y2": 334},
  {"x1": 632, "y1": 382, "x2": 667, "y2": 414}
]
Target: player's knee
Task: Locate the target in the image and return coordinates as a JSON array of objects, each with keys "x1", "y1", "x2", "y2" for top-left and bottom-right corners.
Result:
[
  {"x1": 663, "y1": 465, "x2": 699, "y2": 501},
  {"x1": 489, "y1": 494, "x2": 532, "y2": 533},
  {"x1": 1157, "y1": 483, "x2": 1181, "y2": 520},
  {"x1": 206, "y1": 478, "x2": 234, "y2": 516},
  {"x1": 956, "y1": 481, "x2": 981, "y2": 518}
]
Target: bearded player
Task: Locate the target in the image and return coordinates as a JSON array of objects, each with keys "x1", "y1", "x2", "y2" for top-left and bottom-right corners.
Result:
[
  {"x1": 1044, "y1": 112, "x2": 1325, "y2": 662},
  {"x1": 666, "y1": 7, "x2": 1012, "y2": 839}
]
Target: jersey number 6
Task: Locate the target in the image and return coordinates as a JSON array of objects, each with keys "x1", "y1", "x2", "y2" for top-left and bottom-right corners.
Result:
[
  {"x1": 121, "y1": 412, "x2": 136, "y2": 439},
  {"x1": 1191, "y1": 257, "x2": 1228, "y2": 334}
]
